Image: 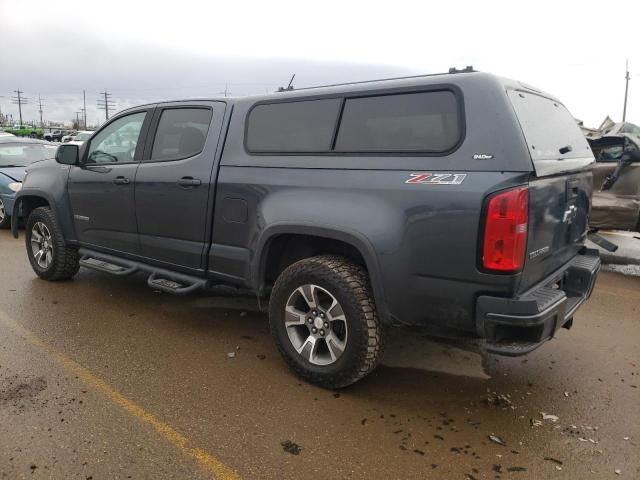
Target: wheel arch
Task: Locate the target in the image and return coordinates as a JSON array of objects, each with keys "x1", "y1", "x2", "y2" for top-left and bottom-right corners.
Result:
[
  {"x1": 254, "y1": 224, "x2": 390, "y2": 323},
  {"x1": 11, "y1": 192, "x2": 54, "y2": 238}
]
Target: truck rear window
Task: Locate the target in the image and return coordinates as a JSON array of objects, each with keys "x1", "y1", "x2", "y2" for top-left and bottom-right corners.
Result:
[{"x1": 508, "y1": 90, "x2": 593, "y2": 173}]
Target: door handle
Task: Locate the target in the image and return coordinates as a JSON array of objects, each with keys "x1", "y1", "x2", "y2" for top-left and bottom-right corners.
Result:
[
  {"x1": 177, "y1": 177, "x2": 202, "y2": 187},
  {"x1": 112, "y1": 176, "x2": 130, "y2": 185}
]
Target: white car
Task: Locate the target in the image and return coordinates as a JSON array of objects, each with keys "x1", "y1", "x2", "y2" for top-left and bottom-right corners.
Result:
[
  {"x1": 0, "y1": 131, "x2": 14, "y2": 137},
  {"x1": 62, "y1": 130, "x2": 93, "y2": 144}
]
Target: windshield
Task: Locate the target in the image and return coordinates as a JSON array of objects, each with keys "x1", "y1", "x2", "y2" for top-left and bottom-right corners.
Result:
[
  {"x1": 508, "y1": 89, "x2": 594, "y2": 175},
  {"x1": 0, "y1": 144, "x2": 58, "y2": 167}
]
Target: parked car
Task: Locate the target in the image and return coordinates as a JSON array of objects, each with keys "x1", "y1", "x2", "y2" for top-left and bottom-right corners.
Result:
[
  {"x1": 0, "y1": 131, "x2": 14, "y2": 137},
  {"x1": 62, "y1": 130, "x2": 93, "y2": 144},
  {"x1": 587, "y1": 121, "x2": 640, "y2": 232},
  {"x1": 42, "y1": 130, "x2": 66, "y2": 142},
  {"x1": 0, "y1": 137, "x2": 57, "y2": 228},
  {"x1": 4, "y1": 124, "x2": 44, "y2": 138},
  {"x1": 12, "y1": 71, "x2": 600, "y2": 388}
]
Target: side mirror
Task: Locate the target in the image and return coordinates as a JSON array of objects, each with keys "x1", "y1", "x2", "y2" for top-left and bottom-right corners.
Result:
[{"x1": 56, "y1": 144, "x2": 79, "y2": 165}]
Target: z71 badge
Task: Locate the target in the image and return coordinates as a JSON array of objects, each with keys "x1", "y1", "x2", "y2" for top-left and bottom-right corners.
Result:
[{"x1": 405, "y1": 173, "x2": 467, "y2": 185}]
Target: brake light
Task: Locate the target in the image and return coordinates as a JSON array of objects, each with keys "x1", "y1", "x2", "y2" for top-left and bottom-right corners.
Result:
[{"x1": 482, "y1": 187, "x2": 529, "y2": 272}]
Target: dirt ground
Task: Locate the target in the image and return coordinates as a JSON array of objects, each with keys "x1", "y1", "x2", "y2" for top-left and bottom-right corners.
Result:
[{"x1": 1, "y1": 229, "x2": 639, "y2": 479}]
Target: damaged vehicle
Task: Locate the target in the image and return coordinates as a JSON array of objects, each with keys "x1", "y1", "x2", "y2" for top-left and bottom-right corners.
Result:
[{"x1": 587, "y1": 120, "x2": 640, "y2": 232}]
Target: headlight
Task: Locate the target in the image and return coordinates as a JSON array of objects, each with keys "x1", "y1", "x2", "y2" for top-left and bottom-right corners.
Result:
[{"x1": 8, "y1": 182, "x2": 22, "y2": 192}]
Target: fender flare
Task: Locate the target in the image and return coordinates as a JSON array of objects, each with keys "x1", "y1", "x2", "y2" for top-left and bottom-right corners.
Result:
[
  {"x1": 11, "y1": 189, "x2": 58, "y2": 238},
  {"x1": 253, "y1": 223, "x2": 391, "y2": 323}
]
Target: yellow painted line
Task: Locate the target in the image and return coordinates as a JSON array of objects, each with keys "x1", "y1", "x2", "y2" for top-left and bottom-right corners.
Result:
[{"x1": 0, "y1": 311, "x2": 241, "y2": 480}]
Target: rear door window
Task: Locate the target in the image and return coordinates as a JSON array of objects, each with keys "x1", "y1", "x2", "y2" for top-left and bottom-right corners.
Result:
[
  {"x1": 150, "y1": 108, "x2": 212, "y2": 161},
  {"x1": 246, "y1": 99, "x2": 342, "y2": 152},
  {"x1": 334, "y1": 91, "x2": 460, "y2": 152},
  {"x1": 508, "y1": 90, "x2": 593, "y2": 175}
]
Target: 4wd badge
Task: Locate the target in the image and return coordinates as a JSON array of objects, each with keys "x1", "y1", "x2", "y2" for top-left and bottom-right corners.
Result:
[{"x1": 405, "y1": 173, "x2": 467, "y2": 185}]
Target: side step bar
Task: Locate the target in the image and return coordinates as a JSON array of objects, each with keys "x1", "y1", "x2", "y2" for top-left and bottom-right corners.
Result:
[{"x1": 78, "y1": 248, "x2": 209, "y2": 295}]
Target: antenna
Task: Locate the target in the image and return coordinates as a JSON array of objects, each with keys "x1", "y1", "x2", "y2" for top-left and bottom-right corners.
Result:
[
  {"x1": 277, "y1": 74, "x2": 296, "y2": 92},
  {"x1": 97, "y1": 89, "x2": 116, "y2": 121},
  {"x1": 622, "y1": 59, "x2": 631, "y2": 122}
]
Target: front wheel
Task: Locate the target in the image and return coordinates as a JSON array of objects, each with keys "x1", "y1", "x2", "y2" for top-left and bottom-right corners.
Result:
[
  {"x1": 269, "y1": 255, "x2": 383, "y2": 389},
  {"x1": 25, "y1": 207, "x2": 80, "y2": 280}
]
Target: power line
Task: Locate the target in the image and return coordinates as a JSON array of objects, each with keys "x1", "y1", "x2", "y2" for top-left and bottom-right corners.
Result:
[
  {"x1": 11, "y1": 89, "x2": 28, "y2": 125},
  {"x1": 97, "y1": 89, "x2": 116, "y2": 121}
]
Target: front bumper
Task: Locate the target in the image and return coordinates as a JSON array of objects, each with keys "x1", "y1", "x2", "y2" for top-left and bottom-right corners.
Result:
[{"x1": 476, "y1": 248, "x2": 601, "y2": 356}]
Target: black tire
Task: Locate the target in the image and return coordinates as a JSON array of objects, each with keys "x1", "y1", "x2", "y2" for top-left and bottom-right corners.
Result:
[
  {"x1": 0, "y1": 198, "x2": 9, "y2": 229},
  {"x1": 269, "y1": 255, "x2": 383, "y2": 389},
  {"x1": 25, "y1": 207, "x2": 80, "y2": 281}
]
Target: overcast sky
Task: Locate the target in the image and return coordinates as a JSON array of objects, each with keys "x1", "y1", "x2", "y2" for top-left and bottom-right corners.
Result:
[{"x1": 0, "y1": 0, "x2": 637, "y2": 128}]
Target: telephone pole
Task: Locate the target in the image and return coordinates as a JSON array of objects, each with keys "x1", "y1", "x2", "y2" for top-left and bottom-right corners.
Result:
[
  {"x1": 74, "y1": 111, "x2": 82, "y2": 128},
  {"x1": 38, "y1": 94, "x2": 45, "y2": 127},
  {"x1": 97, "y1": 89, "x2": 115, "y2": 121},
  {"x1": 83, "y1": 90, "x2": 87, "y2": 128},
  {"x1": 219, "y1": 82, "x2": 231, "y2": 97},
  {"x1": 11, "y1": 89, "x2": 28, "y2": 125},
  {"x1": 622, "y1": 59, "x2": 631, "y2": 122}
]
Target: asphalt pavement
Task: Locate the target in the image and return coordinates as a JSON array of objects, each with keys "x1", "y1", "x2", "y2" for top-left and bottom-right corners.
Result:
[{"x1": 1, "y1": 229, "x2": 639, "y2": 479}]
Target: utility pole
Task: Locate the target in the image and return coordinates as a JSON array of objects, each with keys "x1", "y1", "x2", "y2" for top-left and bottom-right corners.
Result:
[
  {"x1": 11, "y1": 89, "x2": 28, "y2": 125},
  {"x1": 622, "y1": 59, "x2": 631, "y2": 122},
  {"x1": 38, "y1": 94, "x2": 45, "y2": 127},
  {"x1": 97, "y1": 89, "x2": 115, "y2": 121},
  {"x1": 74, "y1": 111, "x2": 82, "y2": 129},
  {"x1": 83, "y1": 90, "x2": 87, "y2": 128},
  {"x1": 80, "y1": 108, "x2": 86, "y2": 129},
  {"x1": 219, "y1": 82, "x2": 231, "y2": 97}
]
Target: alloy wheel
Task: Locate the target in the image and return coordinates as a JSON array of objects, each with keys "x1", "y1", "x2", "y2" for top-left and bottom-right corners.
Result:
[
  {"x1": 30, "y1": 221, "x2": 54, "y2": 269},
  {"x1": 284, "y1": 284, "x2": 348, "y2": 366}
]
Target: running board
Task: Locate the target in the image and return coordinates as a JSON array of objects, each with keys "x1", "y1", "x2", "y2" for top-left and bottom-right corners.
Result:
[
  {"x1": 78, "y1": 248, "x2": 209, "y2": 295},
  {"x1": 147, "y1": 272, "x2": 207, "y2": 295},
  {"x1": 79, "y1": 255, "x2": 138, "y2": 276}
]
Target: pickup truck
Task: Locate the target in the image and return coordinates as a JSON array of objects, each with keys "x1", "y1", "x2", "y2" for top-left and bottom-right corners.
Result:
[
  {"x1": 12, "y1": 71, "x2": 601, "y2": 388},
  {"x1": 42, "y1": 130, "x2": 67, "y2": 142},
  {"x1": 4, "y1": 124, "x2": 44, "y2": 138}
]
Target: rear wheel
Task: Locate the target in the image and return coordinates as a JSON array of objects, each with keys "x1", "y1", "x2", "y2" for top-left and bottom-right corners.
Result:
[
  {"x1": 269, "y1": 255, "x2": 383, "y2": 389},
  {"x1": 0, "y1": 198, "x2": 9, "y2": 229},
  {"x1": 25, "y1": 207, "x2": 80, "y2": 280}
]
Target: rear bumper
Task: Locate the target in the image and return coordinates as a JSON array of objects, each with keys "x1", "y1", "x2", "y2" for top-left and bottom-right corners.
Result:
[{"x1": 476, "y1": 248, "x2": 600, "y2": 356}]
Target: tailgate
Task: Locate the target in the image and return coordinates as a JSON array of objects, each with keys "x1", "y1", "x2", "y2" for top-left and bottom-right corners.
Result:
[
  {"x1": 507, "y1": 87, "x2": 595, "y2": 291},
  {"x1": 520, "y1": 170, "x2": 592, "y2": 291}
]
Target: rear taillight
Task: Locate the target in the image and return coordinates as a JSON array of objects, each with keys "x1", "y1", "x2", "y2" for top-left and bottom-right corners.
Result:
[{"x1": 482, "y1": 187, "x2": 529, "y2": 272}]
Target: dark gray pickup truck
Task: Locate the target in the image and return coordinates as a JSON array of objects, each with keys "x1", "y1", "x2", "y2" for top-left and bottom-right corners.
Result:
[{"x1": 12, "y1": 71, "x2": 600, "y2": 388}]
